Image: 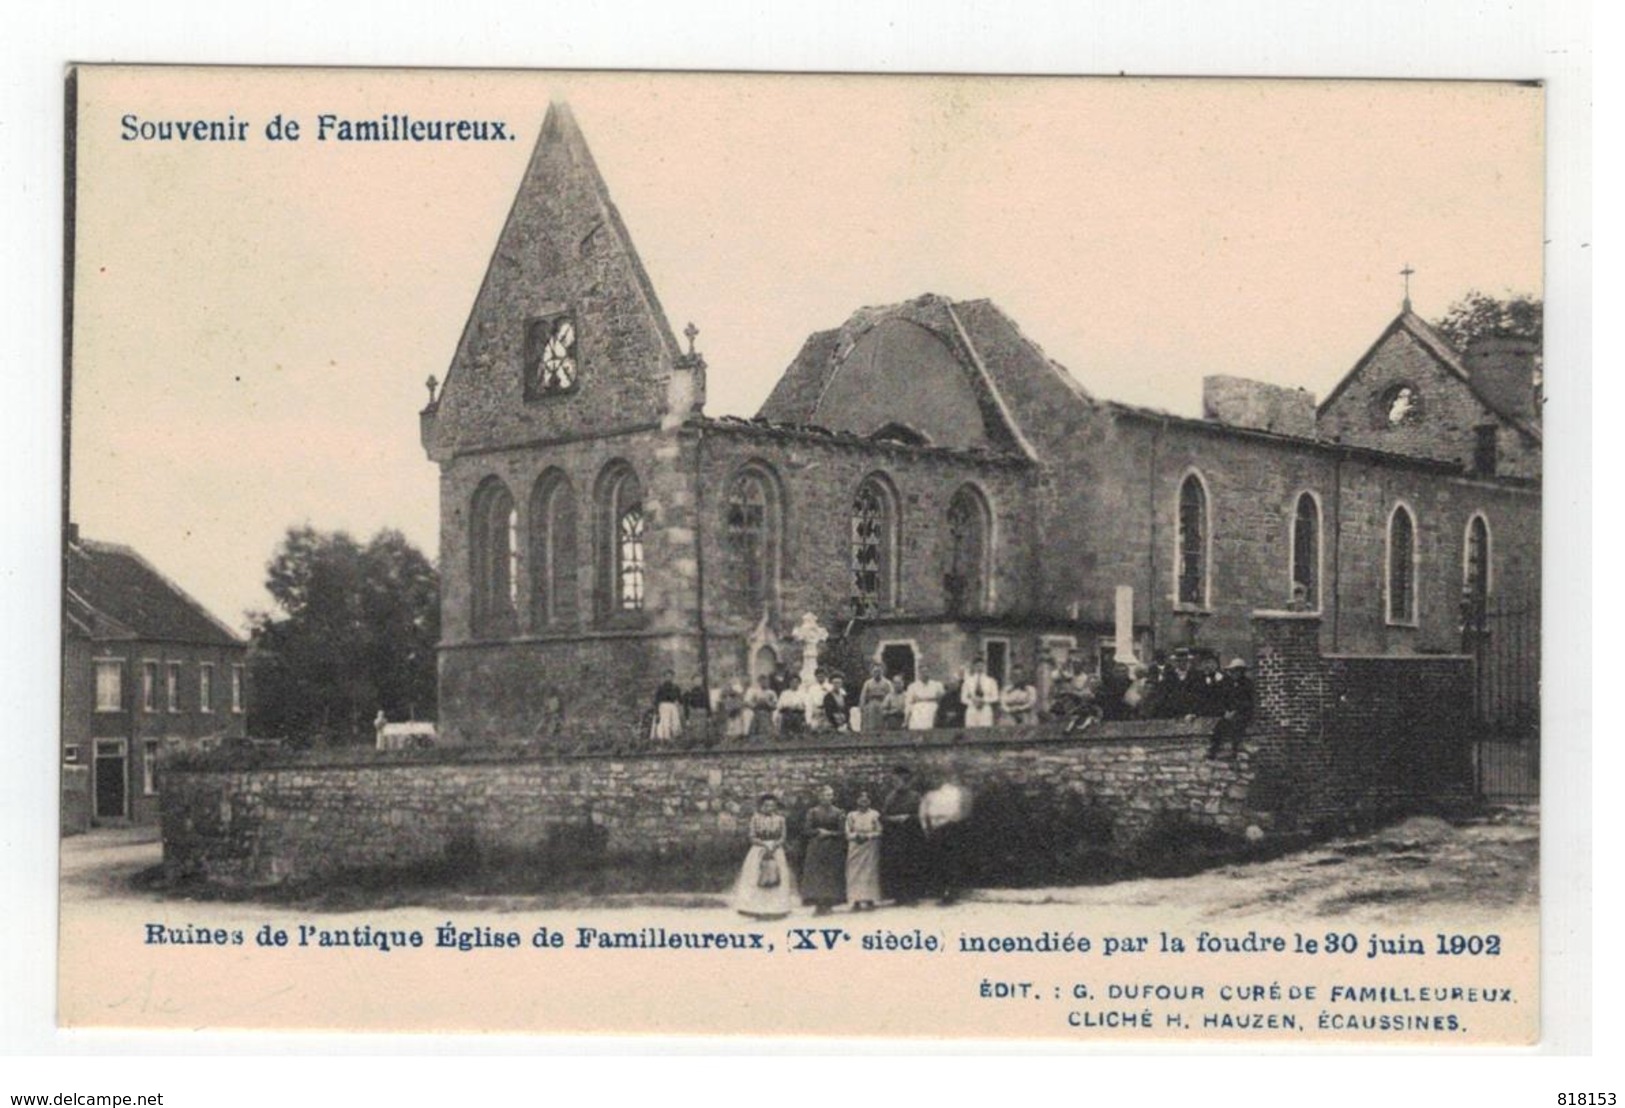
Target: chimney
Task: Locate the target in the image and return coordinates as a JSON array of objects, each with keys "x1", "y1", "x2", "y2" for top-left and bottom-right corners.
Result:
[{"x1": 1463, "y1": 335, "x2": 1541, "y2": 424}]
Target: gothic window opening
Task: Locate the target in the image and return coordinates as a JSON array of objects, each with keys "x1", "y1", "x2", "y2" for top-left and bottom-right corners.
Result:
[
  {"x1": 618, "y1": 503, "x2": 645, "y2": 611},
  {"x1": 506, "y1": 508, "x2": 519, "y2": 609},
  {"x1": 945, "y1": 484, "x2": 991, "y2": 616},
  {"x1": 596, "y1": 463, "x2": 646, "y2": 620},
  {"x1": 1463, "y1": 513, "x2": 1491, "y2": 626},
  {"x1": 471, "y1": 476, "x2": 519, "y2": 637},
  {"x1": 1387, "y1": 504, "x2": 1418, "y2": 625},
  {"x1": 850, "y1": 476, "x2": 897, "y2": 618},
  {"x1": 529, "y1": 471, "x2": 578, "y2": 629},
  {"x1": 725, "y1": 467, "x2": 778, "y2": 615},
  {"x1": 1176, "y1": 472, "x2": 1209, "y2": 608},
  {"x1": 1291, "y1": 491, "x2": 1320, "y2": 610}
]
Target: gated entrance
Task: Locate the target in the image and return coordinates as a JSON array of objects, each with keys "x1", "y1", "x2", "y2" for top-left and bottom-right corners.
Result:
[{"x1": 1462, "y1": 596, "x2": 1539, "y2": 802}]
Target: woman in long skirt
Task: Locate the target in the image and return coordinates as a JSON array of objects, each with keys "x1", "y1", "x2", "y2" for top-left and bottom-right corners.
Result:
[
  {"x1": 800, "y1": 785, "x2": 847, "y2": 914},
  {"x1": 733, "y1": 794, "x2": 796, "y2": 918},
  {"x1": 844, "y1": 790, "x2": 882, "y2": 910},
  {"x1": 859, "y1": 664, "x2": 891, "y2": 734}
]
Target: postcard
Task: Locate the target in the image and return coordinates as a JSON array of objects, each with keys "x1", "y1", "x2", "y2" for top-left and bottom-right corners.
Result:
[{"x1": 60, "y1": 66, "x2": 1544, "y2": 1042}]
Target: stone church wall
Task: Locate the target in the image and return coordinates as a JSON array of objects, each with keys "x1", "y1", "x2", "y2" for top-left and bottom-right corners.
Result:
[
  {"x1": 1317, "y1": 325, "x2": 1540, "y2": 480},
  {"x1": 691, "y1": 424, "x2": 1036, "y2": 638},
  {"x1": 1038, "y1": 408, "x2": 1540, "y2": 666}
]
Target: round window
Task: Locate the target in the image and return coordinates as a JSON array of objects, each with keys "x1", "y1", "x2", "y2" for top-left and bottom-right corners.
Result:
[{"x1": 1379, "y1": 383, "x2": 1422, "y2": 427}]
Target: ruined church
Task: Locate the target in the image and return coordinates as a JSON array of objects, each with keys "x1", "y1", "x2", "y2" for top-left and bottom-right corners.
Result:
[{"x1": 419, "y1": 103, "x2": 1541, "y2": 744}]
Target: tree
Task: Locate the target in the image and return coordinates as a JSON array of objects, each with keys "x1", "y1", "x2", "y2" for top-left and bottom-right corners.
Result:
[
  {"x1": 247, "y1": 526, "x2": 439, "y2": 745},
  {"x1": 1432, "y1": 291, "x2": 1543, "y2": 354}
]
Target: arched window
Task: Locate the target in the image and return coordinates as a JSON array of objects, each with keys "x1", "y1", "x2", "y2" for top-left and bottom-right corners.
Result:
[
  {"x1": 945, "y1": 484, "x2": 991, "y2": 615},
  {"x1": 529, "y1": 470, "x2": 577, "y2": 628},
  {"x1": 1462, "y1": 513, "x2": 1491, "y2": 624},
  {"x1": 724, "y1": 465, "x2": 780, "y2": 616},
  {"x1": 850, "y1": 475, "x2": 898, "y2": 617},
  {"x1": 1175, "y1": 472, "x2": 1210, "y2": 608},
  {"x1": 596, "y1": 463, "x2": 645, "y2": 618},
  {"x1": 1290, "y1": 491, "x2": 1321, "y2": 610},
  {"x1": 1386, "y1": 503, "x2": 1418, "y2": 626},
  {"x1": 470, "y1": 476, "x2": 518, "y2": 637}
]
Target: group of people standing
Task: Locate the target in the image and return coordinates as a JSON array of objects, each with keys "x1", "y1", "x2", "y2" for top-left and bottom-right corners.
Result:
[
  {"x1": 733, "y1": 767, "x2": 970, "y2": 919},
  {"x1": 650, "y1": 646, "x2": 1254, "y2": 755},
  {"x1": 1106, "y1": 649, "x2": 1255, "y2": 757}
]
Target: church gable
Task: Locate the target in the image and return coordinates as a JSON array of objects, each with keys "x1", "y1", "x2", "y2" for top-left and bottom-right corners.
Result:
[
  {"x1": 424, "y1": 104, "x2": 683, "y2": 461},
  {"x1": 1317, "y1": 313, "x2": 1539, "y2": 477},
  {"x1": 755, "y1": 294, "x2": 1038, "y2": 456},
  {"x1": 948, "y1": 298, "x2": 1096, "y2": 457}
]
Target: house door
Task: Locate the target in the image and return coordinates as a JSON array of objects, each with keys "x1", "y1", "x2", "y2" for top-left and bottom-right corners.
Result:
[
  {"x1": 879, "y1": 642, "x2": 916, "y2": 684},
  {"x1": 94, "y1": 739, "x2": 127, "y2": 820}
]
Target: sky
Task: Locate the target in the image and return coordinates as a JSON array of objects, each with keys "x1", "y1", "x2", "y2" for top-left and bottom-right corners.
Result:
[{"x1": 68, "y1": 69, "x2": 1545, "y2": 632}]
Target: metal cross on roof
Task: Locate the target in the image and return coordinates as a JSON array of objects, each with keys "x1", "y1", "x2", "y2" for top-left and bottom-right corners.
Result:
[{"x1": 1400, "y1": 264, "x2": 1416, "y2": 311}]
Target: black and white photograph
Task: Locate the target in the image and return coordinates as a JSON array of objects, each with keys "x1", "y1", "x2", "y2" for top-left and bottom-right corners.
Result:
[{"x1": 53, "y1": 65, "x2": 1554, "y2": 1045}]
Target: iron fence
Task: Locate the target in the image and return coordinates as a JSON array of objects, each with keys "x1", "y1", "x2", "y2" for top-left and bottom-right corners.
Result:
[{"x1": 1463, "y1": 595, "x2": 1540, "y2": 801}]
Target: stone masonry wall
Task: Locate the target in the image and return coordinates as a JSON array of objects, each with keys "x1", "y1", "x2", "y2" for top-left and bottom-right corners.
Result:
[
  {"x1": 162, "y1": 723, "x2": 1244, "y2": 888},
  {"x1": 693, "y1": 424, "x2": 1036, "y2": 638},
  {"x1": 1062, "y1": 410, "x2": 1540, "y2": 666},
  {"x1": 1317, "y1": 325, "x2": 1540, "y2": 481}
]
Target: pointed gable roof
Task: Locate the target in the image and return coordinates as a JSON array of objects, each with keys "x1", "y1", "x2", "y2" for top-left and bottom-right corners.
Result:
[
  {"x1": 425, "y1": 102, "x2": 685, "y2": 458},
  {"x1": 66, "y1": 537, "x2": 242, "y2": 647},
  {"x1": 1319, "y1": 310, "x2": 1541, "y2": 444},
  {"x1": 753, "y1": 293, "x2": 1102, "y2": 461}
]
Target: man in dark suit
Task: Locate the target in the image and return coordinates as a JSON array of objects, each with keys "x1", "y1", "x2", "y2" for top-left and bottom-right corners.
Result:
[{"x1": 1207, "y1": 658, "x2": 1255, "y2": 759}]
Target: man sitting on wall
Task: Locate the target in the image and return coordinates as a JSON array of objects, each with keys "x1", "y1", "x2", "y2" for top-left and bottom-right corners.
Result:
[{"x1": 1207, "y1": 658, "x2": 1255, "y2": 759}]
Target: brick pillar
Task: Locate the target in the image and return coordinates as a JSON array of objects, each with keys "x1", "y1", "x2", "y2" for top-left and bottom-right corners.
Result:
[
  {"x1": 1251, "y1": 611, "x2": 1323, "y2": 738},
  {"x1": 1247, "y1": 611, "x2": 1329, "y2": 829}
]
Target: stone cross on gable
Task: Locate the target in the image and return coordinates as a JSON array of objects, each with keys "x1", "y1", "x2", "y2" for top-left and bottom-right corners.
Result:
[{"x1": 684, "y1": 321, "x2": 699, "y2": 357}]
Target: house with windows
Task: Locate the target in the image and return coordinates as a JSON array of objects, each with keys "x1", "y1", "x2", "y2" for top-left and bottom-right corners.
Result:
[
  {"x1": 62, "y1": 526, "x2": 247, "y2": 828},
  {"x1": 420, "y1": 104, "x2": 1541, "y2": 744}
]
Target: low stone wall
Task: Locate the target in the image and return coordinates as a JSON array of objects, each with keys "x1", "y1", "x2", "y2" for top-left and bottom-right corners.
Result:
[{"x1": 161, "y1": 721, "x2": 1248, "y2": 887}]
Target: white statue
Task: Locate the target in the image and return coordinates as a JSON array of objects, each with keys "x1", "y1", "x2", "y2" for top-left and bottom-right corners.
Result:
[{"x1": 791, "y1": 612, "x2": 829, "y2": 688}]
